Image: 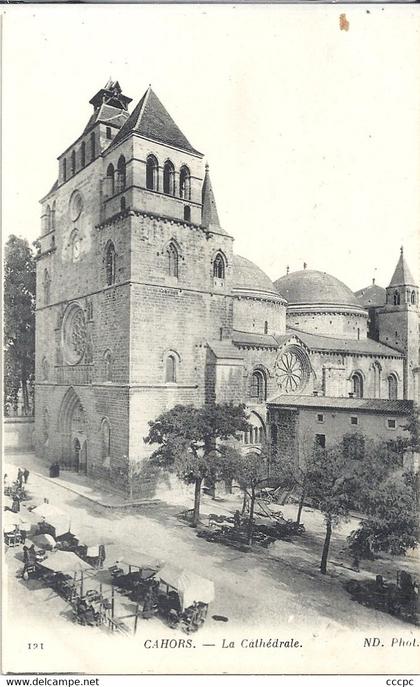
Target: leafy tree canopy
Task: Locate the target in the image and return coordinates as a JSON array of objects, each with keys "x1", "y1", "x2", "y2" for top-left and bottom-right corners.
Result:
[{"x1": 4, "y1": 235, "x2": 36, "y2": 413}]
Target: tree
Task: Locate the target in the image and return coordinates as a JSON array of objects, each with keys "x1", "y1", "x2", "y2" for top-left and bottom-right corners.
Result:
[
  {"x1": 305, "y1": 443, "x2": 361, "y2": 574},
  {"x1": 348, "y1": 469, "x2": 418, "y2": 560},
  {"x1": 144, "y1": 403, "x2": 249, "y2": 527},
  {"x1": 4, "y1": 235, "x2": 36, "y2": 414},
  {"x1": 234, "y1": 445, "x2": 271, "y2": 545}
]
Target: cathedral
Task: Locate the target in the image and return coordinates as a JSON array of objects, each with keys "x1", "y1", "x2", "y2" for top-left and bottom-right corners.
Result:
[{"x1": 35, "y1": 80, "x2": 419, "y2": 494}]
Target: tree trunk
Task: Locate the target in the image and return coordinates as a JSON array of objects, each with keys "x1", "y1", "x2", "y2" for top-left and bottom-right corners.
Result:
[
  {"x1": 192, "y1": 477, "x2": 202, "y2": 527},
  {"x1": 320, "y1": 516, "x2": 332, "y2": 574},
  {"x1": 247, "y1": 486, "x2": 255, "y2": 545},
  {"x1": 241, "y1": 490, "x2": 248, "y2": 515},
  {"x1": 21, "y1": 377, "x2": 30, "y2": 416},
  {"x1": 296, "y1": 483, "x2": 307, "y2": 525}
]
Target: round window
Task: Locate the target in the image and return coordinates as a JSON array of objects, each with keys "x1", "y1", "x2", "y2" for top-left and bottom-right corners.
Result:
[
  {"x1": 274, "y1": 345, "x2": 310, "y2": 393},
  {"x1": 62, "y1": 304, "x2": 87, "y2": 366},
  {"x1": 69, "y1": 191, "x2": 83, "y2": 222}
]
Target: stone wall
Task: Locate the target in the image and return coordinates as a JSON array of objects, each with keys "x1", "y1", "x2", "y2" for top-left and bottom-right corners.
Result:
[{"x1": 3, "y1": 417, "x2": 35, "y2": 453}]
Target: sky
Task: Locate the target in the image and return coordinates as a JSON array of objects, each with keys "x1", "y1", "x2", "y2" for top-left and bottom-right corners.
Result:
[{"x1": 2, "y1": 4, "x2": 419, "y2": 291}]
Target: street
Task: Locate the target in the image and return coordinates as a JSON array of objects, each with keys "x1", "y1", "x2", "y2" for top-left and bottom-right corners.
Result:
[{"x1": 3, "y1": 453, "x2": 419, "y2": 674}]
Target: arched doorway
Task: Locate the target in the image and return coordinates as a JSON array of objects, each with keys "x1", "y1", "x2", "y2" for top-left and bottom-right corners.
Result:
[
  {"x1": 73, "y1": 438, "x2": 81, "y2": 472},
  {"x1": 58, "y1": 387, "x2": 88, "y2": 473}
]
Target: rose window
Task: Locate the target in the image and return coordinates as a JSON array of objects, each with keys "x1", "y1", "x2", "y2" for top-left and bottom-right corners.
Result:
[
  {"x1": 275, "y1": 345, "x2": 310, "y2": 393},
  {"x1": 62, "y1": 304, "x2": 87, "y2": 366}
]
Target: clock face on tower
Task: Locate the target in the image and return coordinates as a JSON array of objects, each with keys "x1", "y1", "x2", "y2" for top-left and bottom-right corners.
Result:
[{"x1": 274, "y1": 345, "x2": 310, "y2": 394}]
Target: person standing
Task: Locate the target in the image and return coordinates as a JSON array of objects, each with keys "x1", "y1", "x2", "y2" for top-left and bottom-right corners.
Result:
[
  {"x1": 17, "y1": 468, "x2": 23, "y2": 488},
  {"x1": 23, "y1": 468, "x2": 30, "y2": 484}
]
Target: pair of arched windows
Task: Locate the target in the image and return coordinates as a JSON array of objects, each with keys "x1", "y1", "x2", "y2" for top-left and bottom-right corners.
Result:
[
  {"x1": 106, "y1": 156, "x2": 127, "y2": 196},
  {"x1": 145, "y1": 155, "x2": 191, "y2": 200},
  {"x1": 250, "y1": 369, "x2": 267, "y2": 402},
  {"x1": 62, "y1": 133, "x2": 96, "y2": 183},
  {"x1": 105, "y1": 242, "x2": 116, "y2": 285},
  {"x1": 393, "y1": 291, "x2": 401, "y2": 305}
]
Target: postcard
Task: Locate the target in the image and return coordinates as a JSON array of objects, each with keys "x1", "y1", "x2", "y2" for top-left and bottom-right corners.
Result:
[{"x1": 2, "y1": 2, "x2": 419, "y2": 677}]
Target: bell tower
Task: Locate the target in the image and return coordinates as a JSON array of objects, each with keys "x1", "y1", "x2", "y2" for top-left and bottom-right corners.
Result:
[{"x1": 377, "y1": 247, "x2": 419, "y2": 400}]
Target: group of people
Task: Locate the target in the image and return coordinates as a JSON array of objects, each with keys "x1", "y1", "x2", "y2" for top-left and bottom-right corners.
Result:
[{"x1": 4, "y1": 467, "x2": 30, "y2": 513}]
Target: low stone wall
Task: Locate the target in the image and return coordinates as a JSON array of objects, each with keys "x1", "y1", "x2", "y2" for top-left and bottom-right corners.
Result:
[{"x1": 3, "y1": 417, "x2": 35, "y2": 452}]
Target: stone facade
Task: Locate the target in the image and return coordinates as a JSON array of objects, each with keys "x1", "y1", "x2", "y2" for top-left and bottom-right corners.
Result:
[{"x1": 34, "y1": 80, "x2": 419, "y2": 495}]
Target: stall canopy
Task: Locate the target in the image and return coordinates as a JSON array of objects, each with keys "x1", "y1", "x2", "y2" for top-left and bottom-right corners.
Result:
[
  {"x1": 33, "y1": 533, "x2": 56, "y2": 549},
  {"x1": 39, "y1": 551, "x2": 93, "y2": 574},
  {"x1": 158, "y1": 565, "x2": 215, "y2": 610},
  {"x1": 3, "y1": 510, "x2": 35, "y2": 533},
  {"x1": 32, "y1": 504, "x2": 71, "y2": 536}
]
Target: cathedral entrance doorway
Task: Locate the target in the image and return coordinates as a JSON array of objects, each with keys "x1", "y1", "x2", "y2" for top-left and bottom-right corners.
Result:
[
  {"x1": 73, "y1": 438, "x2": 81, "y2": 472},
  {"x1": 58, "y1": 387, "x2": 88, "y2": 473}
]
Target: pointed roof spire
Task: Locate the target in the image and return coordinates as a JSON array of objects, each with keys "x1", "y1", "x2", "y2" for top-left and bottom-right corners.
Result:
[
  {"x1": 111, "y1": 86, "x2": 202, "y2": 155},
  {"x1": 202, "y1": 163, "x2": 224, "y2": 232},
  {"x1": 389, "y1": 245, "x2": 416, "y2": 287}
]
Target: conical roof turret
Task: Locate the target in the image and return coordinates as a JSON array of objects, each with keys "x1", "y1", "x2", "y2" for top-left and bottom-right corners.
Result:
[
  {"x1": 389, "y1": 246, "x2": 417, "y2": 287},
  {"x1": 201, "y1": 164, "x2": 227, "y2": 234}
]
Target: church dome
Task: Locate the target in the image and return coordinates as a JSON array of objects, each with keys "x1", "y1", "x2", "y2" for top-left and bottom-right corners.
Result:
[
  {"x1": 355, "y1": 282, "x2": 386, "y2": 308},
  {"x1": 274, "y1": 269, "x2": 363, "y2": 310},
  {"x1": 232, "y1": 255, "x2": 282, "y2": 300}
]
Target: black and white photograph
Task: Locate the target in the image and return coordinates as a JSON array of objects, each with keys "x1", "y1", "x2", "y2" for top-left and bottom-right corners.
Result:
[{"x1": 2, "y1": 3, "x2": 419, "y2": 677}]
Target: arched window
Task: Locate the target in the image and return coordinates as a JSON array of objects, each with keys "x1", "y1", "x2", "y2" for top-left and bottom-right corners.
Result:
[
  {"x1": 106, "y1": 163, "x2": 115, "y2": 196},
  {"x1": 184, "y1": 206, "x2": 191, "y2": 222},
  {"x1": 411, "y1": 290, "x2": 416, "y2": 305},
  {"x1": 213, "y1": 253, "x2": 225, "y2": 279},
  {"x1": 146, "y1": 155, "x2": 158, "y2": 190},
  {"x1": 179, "y1": 165, "x2": 191, "y2": 199},
  {"x1": 71, "y1": 150, "x2": 76, "y2": 175},
  {"x1": 393, "y1": 290, "x2": 400, "y2": 305},
  {"x1": 43, "y1": 408, "x2": 49, "y2": 445},
  {"x1": 51, "y1": 201, "x2": 56, "y2": 231},
  {"x1": 104, "y1": 351, "x2": 112, "y2": 382},
  {"x1": 105, "y1": 242, "x2": 116, "y2": 285},
  {"x1": 372, "y1": 361, "x2": 381, "y2": 399},
  {"x1": 43, "y1": 269, "x2": 51, "y2": 305},
  {"x1": 90, "y1": 132, "x2": 96, "y2": 160},
  {"x1": 117, "y1": 155, "x2": 126, "y2": 192},
  {"x1": 120, "y1": 196, "x2": 126, "y2": 212},
  {"x1": 250, "y1": 370, "x2": 267, "y2": 402},
  {"x1": 101, "y1": 418, "x2": 111, "y2": 459},
  {"x1": 46, "y1": 205, "x2": 51, "y2": 232},
  {"x1": 247, "y1": 412, "x2": 266, "y2": 445},
  {"x1": 167, "y1": 242, "x2": 179, "y2": 278},
  {"x1": 352, "y1": 372, "x2": 364, "y2": 399},
  {"x1": 264, "y1": 321, "x2": 268, "y2": 334},
  {"x1": 388, "y1": 374, "x2": 398, "y2": 400},
  {"x1": 80, "y1": 142, "x2": 86, "y2": 168},
  {"x1": 163, "y1": 160, "x2": 175, "y2": 195},
  {"x1": 42, "y1": 356, "x2": 49, "y2": 381},
  {"x1": 165, "y1": 354, "x2": 176, "y2": 383},
  {"x1": 70, "y1": 229, "x2": 81, "y2": 262},
  {"x1": 63, "y1": 158, "x2": 67, "y2": 182}
]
